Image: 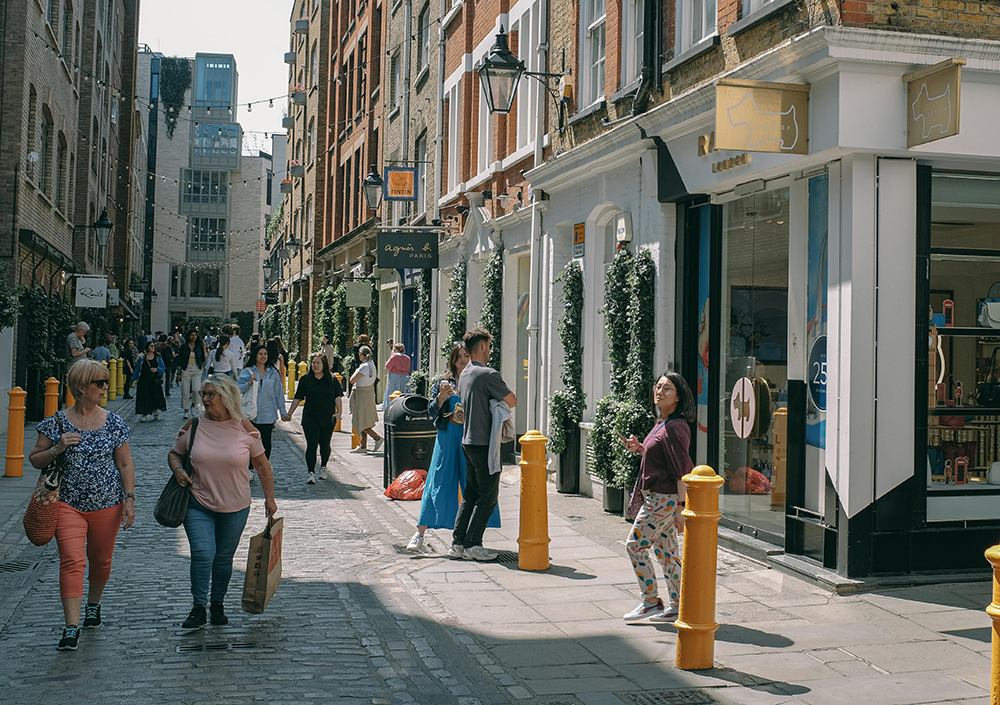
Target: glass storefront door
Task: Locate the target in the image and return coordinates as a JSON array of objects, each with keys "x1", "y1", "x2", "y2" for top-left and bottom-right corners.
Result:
[{"x1": 718, "y1": 188, "x2": 790, "y2": 540}]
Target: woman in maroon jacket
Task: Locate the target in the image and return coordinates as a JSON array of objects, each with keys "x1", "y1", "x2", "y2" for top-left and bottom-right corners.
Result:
[{"x1": 620, "y1": 371, "x2": 696, "y2": 622}]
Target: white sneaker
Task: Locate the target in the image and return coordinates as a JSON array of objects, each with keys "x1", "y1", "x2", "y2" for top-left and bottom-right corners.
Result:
[
  {"x1": 153, "y1": 411, "x2": 160, "y2": 420},
  {"x1": 140, "y1": 415, "x2": 148, "y2": 423},
  {"x1": 406, "y1": 533, "x2": 424, "y2": 552},
  {"x1": 623, "y1": 599, "x2": 664, "y2": 621},
  {"x1": 372, "y1": 438, "x2": 384, "y2": 453},
  {"x1": 462, "y1": 546, "x2": 498, "y2": 562},
  {"x1": 447, "y1": 544, "x2": 465, "y2": 559},
  {"x1": 183, "y1": 410, "x2": 189, "y2": 419},
  {"x1": 649, "y1": 602, "x2": 680, "y2": 622},
  {"x1": 319, "y1": 465, "x2": 329, "y2": 480},
  {"x1": 306, "y1": 472, "x2": 317, "y2": 484},
  {"x1": 350, "y1": 447, "x2": 368, "y2": 454}
]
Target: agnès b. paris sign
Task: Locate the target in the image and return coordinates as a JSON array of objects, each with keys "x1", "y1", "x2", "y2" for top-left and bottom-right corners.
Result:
[{"x1": 377, "y1": 231, "x2": 439, "y2": 269}]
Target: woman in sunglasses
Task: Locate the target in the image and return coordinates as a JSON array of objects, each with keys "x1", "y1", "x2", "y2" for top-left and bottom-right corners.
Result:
[{"x1": 28, "y1": 359, "x2": 137, "y2": 651}]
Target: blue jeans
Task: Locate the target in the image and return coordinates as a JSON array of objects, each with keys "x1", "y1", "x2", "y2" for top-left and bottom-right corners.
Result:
[{"x1": 183, "y1": 496, "x2": 250, "y2": 605}]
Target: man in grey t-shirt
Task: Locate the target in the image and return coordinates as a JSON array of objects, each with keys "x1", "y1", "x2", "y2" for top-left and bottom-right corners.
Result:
[{"x1": 452, "y1": 327, "x2": 516, "y2": 561}]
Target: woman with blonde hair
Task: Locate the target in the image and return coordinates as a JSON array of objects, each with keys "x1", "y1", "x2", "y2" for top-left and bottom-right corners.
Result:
[
  {"x1": 29, "y1": 359, "x2": 136, "y2": 650},
  {"x1": 167, "y1": 374, "x2": 278, "y2": 629},
  {"x1": 349, "y1": 345, "x2": 381, "y2": 454}
]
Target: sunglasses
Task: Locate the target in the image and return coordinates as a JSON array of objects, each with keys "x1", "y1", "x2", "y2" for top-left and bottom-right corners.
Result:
[{"x1": 92, "y1": 379, "x2": 110, "y2": 388}]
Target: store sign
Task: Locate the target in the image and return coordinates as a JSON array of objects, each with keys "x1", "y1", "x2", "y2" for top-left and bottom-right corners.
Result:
[
  {"x1": 345, "y1": 281, "x2": 372, "y2": 307},
  {"x1": 107, "y1": 289, "x2": 120, "y2": 305},
  {"x1": 383, "y1": 166, "x2": 418, "y2": 202},
  {"x1": 377, "y1": 231, "x2": 438, "y2": 269},
  {"x1": 573, "y1": 223, "x2": 585, "y2": 258},
  {"x1": 730, "y1": 377, "x2": 757, "y2": 439},
  {"x1": 75, "y1": 276, "x2": 108, "y2": 308},
  {"x1": 264, "y1": 292, "x2": 279, "y2": 305},
  {"x1": 905, "y1": 58, "x2": 964, "y2": 148},
  {"x1": 256, "y1": 300, "x2": 267, "y2": 313},
  {"x1": 808, "y1": 335, "x2": 827, "y2": 412},
  {"x1": 715, "y1": 79, "x2": 810, "y2": 155}
]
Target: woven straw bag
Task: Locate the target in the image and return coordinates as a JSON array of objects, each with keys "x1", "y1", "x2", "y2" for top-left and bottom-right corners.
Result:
[{"x1": 23, "y1": 415, "x2": 67, "y2": 546}]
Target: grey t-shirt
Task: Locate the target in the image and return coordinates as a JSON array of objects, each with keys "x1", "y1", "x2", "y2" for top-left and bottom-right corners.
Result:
[
  {"x1": 66, "y1": 333, "x2": 86, "y2": 362},
  {"x1": 458, "y1": 362, "x2": 512, "y2": 446}
]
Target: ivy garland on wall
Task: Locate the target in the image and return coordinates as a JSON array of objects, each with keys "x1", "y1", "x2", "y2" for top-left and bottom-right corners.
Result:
[
  {"x1": 20, "y1": 287, "x2": 53, "y2": 375},
  {"x1": 291, "y1": 298, "x2": 303, "y2": 360},
  {"x1": 441, "y1": 260, "x2": 467, "y2": 357},
  {"x1": 313, "y1": 285, "x2": 335, "y2": 350},
  {"x1": 417, "y1": 269, "x2": 432, "y2": 372},
  {"x1": 591, "y1": 247, "x2": 658, "y2": 489},
  {"x1": 265, "y1": 201, "x2": 284, "y2": 250},
  {"x1": 480, "y1": 245, "x2": 504, "y2": 370},
  {"x1": 159, "y1": 57, "x2": 192, "y2": 139},
  {"x1": 548, "y1": 260, "x2": 585, "y2": 456},
  {"x1": 368, "y1": 285, "x2": 379, "y2": 362},
  {"x1": 0, "y1": 262, "x2": 19, "y2": 331},
  {"x1": 333, "y1": 284, "x2": 349, "y2": 354}
]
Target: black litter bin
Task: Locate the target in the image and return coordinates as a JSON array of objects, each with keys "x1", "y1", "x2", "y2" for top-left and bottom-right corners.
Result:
[{"x1": 383, "y1": 394, "x2": 437, "y2": 489}]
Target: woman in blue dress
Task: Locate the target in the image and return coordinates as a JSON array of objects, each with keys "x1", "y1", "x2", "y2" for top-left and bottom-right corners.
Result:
[{"x1": 406, "y1": 343, "x2": 499, "y2": 552}]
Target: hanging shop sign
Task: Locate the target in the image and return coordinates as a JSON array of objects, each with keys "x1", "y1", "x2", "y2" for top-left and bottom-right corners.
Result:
[
  {"x1": 264, "y1": 292, "x2": 279, "y2": 305},
  {"x1": 904, "y1": 58, "x2": 965, "y2": 148},
  {"x1": 383, "y1": 166, "x2": 419, "y2": 202},
  {"x1": 256, "y1": 300, "x2": 267, "y2": 313},
  {"x1": 715, "y1": 79, "x2": 810, "y2": 155},
  {"x1": 573, "y1": 223, "x2": 585, "y2": 258},
  {"x1": 107, "y1": 289, "x2": 120, "y2": 305},
  {"x1": 75, "y1": 276, "x2": 108, "y2": 308},
  {"x1": 377, "y1": 231, "x2": 439, "y2": 269},
  {"x1": 730, "y1": 377, "x2": 757, "y2": 439},
  {"x1": 345, "y1": 281, "x2": 373, "y2": 307},
  {"x1": 808, "y1": 335, "x2": 827, "y2": 412}
]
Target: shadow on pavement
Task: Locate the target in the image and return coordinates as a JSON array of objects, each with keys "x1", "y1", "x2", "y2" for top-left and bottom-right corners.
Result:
[{"x1": 716, "y1": 623, "x2": 795, "y2": 648}]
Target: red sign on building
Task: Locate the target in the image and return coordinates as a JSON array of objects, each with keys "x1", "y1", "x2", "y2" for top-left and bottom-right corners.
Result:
[{"x1": 255, "y1": 300, "x2": 266, "y2": 313}]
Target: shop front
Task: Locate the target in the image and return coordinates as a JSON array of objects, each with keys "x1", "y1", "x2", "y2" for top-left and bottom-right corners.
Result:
[{"x1": 645, "y1": 27, "x2": 1000, "y2": 578}]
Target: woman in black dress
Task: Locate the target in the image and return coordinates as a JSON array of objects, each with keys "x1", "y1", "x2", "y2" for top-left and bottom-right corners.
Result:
[{"x1": 130, "y1": 341, "x2": 167, "y2": 422}]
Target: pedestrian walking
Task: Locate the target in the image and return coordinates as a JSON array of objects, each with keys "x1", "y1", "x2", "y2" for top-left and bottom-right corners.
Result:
[
  {"x1": 383, "y1": 343, "x2": 412, "y2": 408},
  {"x1": 267, "y1": 337, "x2": 289, "y2": 383},
  {"x1": 121, "y1": 339, "x2": 136, "y2": 399},
  {"x1": 208, "y1": 335, "x2": 237, "y2": 378},
  {"x1": 238, "y1": 344, "x2": 286, "y2": 478},
  {"x1": 620, "y1": 371, "x2": 695, "y2": 623},
  {"x1": 451, "y1": 328, "x2": 516, "y2": 562},
  {"x1": 406, "y1": 343, "x2": 499, "y2": 552},
  {"x1": 156, "y1": 335, "x2": 175, "y2": 397},
  {"x1": 227, "y1": 324, "x2": 246, "y2": 378},
  {"x1": 349, "y1": 334, "x2": 371, "y2": 393},
  {"x1": 27, "y1": 359, "x2": 136, "y2": 651},
  {"x1": 130, "y1": 341, "x2": 166, "y2": 422},
  {"x1": 168, "y1": 375, "x2": 278, "y2": 629},
  {"x1": 179, "y1": 330, "x2": 207, "y2": 419},
  {"x1": 283, "y1": 353, "x2": 343, "y2": 484},
  {"x1": 348, "y1": 345, "x2": 382, "y2": 454},
  {"x1": 320, "y1": 335, "x2": 339, "y2": 374}
]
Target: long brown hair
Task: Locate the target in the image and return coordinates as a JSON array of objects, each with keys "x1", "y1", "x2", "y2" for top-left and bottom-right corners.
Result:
[{"x1": 446, "y1": 342, "x2": 467, "y2": 378}]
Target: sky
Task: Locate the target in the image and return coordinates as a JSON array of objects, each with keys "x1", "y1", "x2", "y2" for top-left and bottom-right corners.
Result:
[{"x1": 138, "y1": 0, "x2": 291, "y2": 154}]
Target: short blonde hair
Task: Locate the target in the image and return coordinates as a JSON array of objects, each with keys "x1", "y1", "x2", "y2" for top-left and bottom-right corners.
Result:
[
  {"x1": 202, "y1": 374, "x2": 244, "y2": 420},
  {"x1": 67, "y1": 359, "x2": 109, "y2": 397}
]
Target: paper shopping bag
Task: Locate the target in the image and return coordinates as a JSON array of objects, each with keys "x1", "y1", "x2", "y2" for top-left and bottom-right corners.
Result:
[{"x1": 241, "y1": 516, "x2": 284, "y2": 614}]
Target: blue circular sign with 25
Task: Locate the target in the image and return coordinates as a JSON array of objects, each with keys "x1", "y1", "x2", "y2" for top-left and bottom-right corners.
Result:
[{"x1": 809, "y1": 335, "x2": 827, "y2": 412}]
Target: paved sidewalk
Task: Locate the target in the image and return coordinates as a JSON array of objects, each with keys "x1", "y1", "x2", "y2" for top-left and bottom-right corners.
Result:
[{"x1": 316, "y1": 407, "x2": 996, "y2": 705}]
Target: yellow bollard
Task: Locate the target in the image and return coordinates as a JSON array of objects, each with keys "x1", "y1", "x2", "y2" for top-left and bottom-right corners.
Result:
[
  {"x1": 389, "y1": 391, "x2": 402, "y2": 401},
  {"x1": 351, "y1": 426, "x2": 362, "y2": 449},
  {"x1": 107, "y1": 359, "x2": 117, "y2": 401},
  {"x1": 99, "y1": 361, "x2": 108, "y2": 407},
  {"x1": 675, "y1": 465, "x2": 725, "y2": 671},
  {"x1": 517, "y1": 430, "x2": 551, "y2": 571},
  {"x1": 985, "y1": 545, "x2": 1000, "y2": 702},
  {"x1": 116, "y1": 358, "x2": 125, "y2": 397},
  {"x1": 44, "y1": 377, "x2": 59, "y2": 418},
  {"x1": 334, "y1": 374, "x2": 343, "y2": 431},
  {"x1": 297, "y1": 361, "x2": 308, "y2": 406},
  {"x1": 286, "y1": 358, "x2": 296, "y2": 397},
  {"x1": 4, "y1": 387, "x2": 27, "y2": 477}
]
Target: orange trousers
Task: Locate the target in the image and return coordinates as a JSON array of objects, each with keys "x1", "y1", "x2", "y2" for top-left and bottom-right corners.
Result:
[{"x1": 55, "y1": 502, "x2": 122, "y2": 599}]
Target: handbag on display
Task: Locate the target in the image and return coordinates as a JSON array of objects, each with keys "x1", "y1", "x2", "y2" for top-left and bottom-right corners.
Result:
[
  {"x1": 241, "y1": 377, "x2": 259, "y2": 420},
  {"x1": 22, "y1": 416, "x2": 67, "y2": 546},
  {"x1": 979, "y1": 282, "x2": 1000, "y2": 328},
  {"x1": 978, "y1": 348, "x2": 1000, "y2": 408},
  {"x1": 153, "y1": 419, "x2": 199, "y2": 528}
]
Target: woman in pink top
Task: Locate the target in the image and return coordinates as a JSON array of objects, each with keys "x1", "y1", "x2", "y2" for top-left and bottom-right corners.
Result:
[
  {"x1": 167, "y1": 374, "x2": 278, "y2": 630},
  {"x1": 383, "y1": 343, "x2": 413, "y2": 408}
]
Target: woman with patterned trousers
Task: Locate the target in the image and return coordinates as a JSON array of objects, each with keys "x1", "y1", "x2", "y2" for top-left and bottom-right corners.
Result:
[
  {"x1": 620, "y1": 371, "x2": 695, "y2": 623},
  {"x1": 28, "y1": 359, "x2": 137, "y2": 651}
]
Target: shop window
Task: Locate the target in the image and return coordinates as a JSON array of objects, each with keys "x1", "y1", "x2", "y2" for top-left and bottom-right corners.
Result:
[
  {"x1": 580, "y1": 0, "x2": 606, "y2": 106},
  {"x1": 623, "y1": 0, "x2": 644, "y2": 84},
  {"x1": 190, "y1": 269, "x2": 220, "y2": 298},
  {"x1": 718, "y1": 188, "x2": 790, "y2": 541},
  {"x1": 417, "y1": 5, "x2": 430, "y2": 71},
  {"x1": 677, "y1": 0, "x2": 717, "y2": 54},
  {"x1": 925, "y1": 173, "x2": 1000, "y2": 493}
]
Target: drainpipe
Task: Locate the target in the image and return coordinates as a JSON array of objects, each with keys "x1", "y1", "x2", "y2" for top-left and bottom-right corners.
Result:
[
  {"x1": 427, "y1": 0, "x2": 447, "y2": 373},
  {"x1": 525, "y1": 0, "x2": 548, "y2": 432},
  {"x1": 401, "y1": 1, "x2": 412, "y2": 166}
]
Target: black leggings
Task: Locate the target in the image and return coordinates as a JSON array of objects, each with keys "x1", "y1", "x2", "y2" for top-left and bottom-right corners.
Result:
[
  {"x1": 302, "y1": 420, "x2": 333, "y2": 473},
  {"x1": 253, "y1": 422, "x2": 274, "y2": 459}
]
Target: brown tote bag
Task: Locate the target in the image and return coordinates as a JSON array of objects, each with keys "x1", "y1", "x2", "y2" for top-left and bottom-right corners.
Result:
[{"x1": 23, "y1": 415, "x2": 67, "y2": 546}]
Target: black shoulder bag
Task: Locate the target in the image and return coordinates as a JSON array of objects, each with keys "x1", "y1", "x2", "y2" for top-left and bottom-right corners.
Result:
[{"x1": 154, "y1": 418, "x2": 199, "y2": 527}]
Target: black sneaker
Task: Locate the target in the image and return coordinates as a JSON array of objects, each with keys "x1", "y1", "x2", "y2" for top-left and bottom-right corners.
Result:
[
  {"x1": 57, "y1": 625, "x2": 80, "y2": 651},
  {"x1": 209, "y1": 602, "x2": 228, "y2": 625},
  {"x1": 182, "y1": 604, "x2": 207, "y2": 629},
  {"x1": 83, "y1": 602, "x2": 102, "y2": 628}
]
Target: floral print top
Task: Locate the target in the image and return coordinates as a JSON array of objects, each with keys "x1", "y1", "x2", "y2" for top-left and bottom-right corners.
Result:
[{"x1": 36, "y1": 411, "x2": 131, "y2": 512}]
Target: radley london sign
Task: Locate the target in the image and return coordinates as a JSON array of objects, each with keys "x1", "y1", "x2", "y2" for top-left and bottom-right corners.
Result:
[{"x1": 377, "y1": 231, "x2": 439, "y2": 269}]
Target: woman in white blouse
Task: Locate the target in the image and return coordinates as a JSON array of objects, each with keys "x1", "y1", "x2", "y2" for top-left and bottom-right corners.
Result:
[
  {"x1": 349, "y1": 345, "x2": 382, "y2": 454},
  {"x1": 209, "y1": 335, "x2": 237, "y2": 378}
]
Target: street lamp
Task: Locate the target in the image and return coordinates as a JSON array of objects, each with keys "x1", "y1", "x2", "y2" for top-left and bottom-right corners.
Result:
[
  {"x1": 285, "y1": 236, "x2": 300, "y2": 257},
  {"x1": 362, "y1": 164, "x2": 384, "y2": 210},
  {"x1": 93, "y1": 208, "x2": 113, "y2": 247},
  {"x1": 150, "y1": 289, "x2": 158, "y2": 303},
  {"x1": 263, "y1": 261, "x2": 273, "y2": 279},
  {"x1": 477, "y1": 27, "x2": 524, "y2": 115},
  {"x1": 478, "y1": 26, "x2": 569, "y2": 115}
]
